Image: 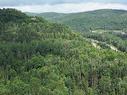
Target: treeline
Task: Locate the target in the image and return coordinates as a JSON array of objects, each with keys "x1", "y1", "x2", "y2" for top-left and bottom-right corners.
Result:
[{"x1": 0, "y1": 9, "x2": 127, "y2": 95}]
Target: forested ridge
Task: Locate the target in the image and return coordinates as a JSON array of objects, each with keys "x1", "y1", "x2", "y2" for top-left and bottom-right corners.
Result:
[
  {"x1": 28, "y1": 9, "x2": 127, "y2": 32},
  {"x1": 28, "y1": 9, "x2": 127, "y2": 53},
  {"x1": 0, "y1": 8, "x2": 127, "y2": 95}
]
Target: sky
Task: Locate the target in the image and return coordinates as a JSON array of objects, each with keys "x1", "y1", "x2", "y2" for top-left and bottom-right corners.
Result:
[{"x1": 0, "y1": 0, "x2": 127, "y2": 13}]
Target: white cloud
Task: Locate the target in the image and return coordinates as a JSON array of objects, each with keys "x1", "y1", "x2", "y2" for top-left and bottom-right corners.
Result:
[{"x1": 1, "y1": 2, "x2": 127, "y2": 13}]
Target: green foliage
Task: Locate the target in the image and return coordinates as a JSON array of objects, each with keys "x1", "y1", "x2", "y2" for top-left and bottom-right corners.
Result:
[{"x1": 0, "y1": 9, "x2": 127, "y2": 95}]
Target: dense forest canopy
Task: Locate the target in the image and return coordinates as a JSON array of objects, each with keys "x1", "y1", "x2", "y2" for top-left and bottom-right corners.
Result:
[
  {"x1": 0, "y1": 8, "x2": 127, "y2": 95},
  {"x1": 0, "y1": 8, "x2": 28, "y2": 23}
]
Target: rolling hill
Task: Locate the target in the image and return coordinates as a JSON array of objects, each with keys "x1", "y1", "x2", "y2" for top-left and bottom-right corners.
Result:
[
  {"x1": 26, "y1": 9, "x2": 127, "y2": 32},
  {"x1": 26, "y1": 12, "x2": 67, "y2": 20}
]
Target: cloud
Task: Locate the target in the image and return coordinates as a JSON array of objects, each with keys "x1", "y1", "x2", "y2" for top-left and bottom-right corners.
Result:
[
  {"x1": 1, "y1": 2, "x2": 127, "y2": 13},
  {"x1": 0, "y1": 0, "x2": 127, "y2": 6},
  {"x1": 0, "y1": 0, "x2": 88, "y2": 6}
]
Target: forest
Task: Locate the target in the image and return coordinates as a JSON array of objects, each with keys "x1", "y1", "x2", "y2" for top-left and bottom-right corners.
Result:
[{"x1": 0, "y1": 8, "x2": 127, "y2": 95}]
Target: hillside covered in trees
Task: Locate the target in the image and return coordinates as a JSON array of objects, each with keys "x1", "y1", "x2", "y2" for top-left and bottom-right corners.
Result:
[
  {"x1": 27, "y1": 9, "x2": 127, "y2": 32},
  {"x1": 0, "y1": 8, "x2": 127, "y2": 95},
  {"x1": 27, "y1": 9, "x2": 127, "y2": 53}
]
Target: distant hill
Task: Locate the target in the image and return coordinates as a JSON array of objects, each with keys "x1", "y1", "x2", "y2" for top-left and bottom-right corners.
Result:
[
  {"x1": 26, "y1": 9, "x2": 127, "y2": 32},
  {"x1": 26, "y1": 12, "x2": 67, "y2": 21}
]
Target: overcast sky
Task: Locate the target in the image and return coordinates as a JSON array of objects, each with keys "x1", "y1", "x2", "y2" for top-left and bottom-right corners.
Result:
[{"x1": 0, "y1": 0, "x2": 127, "y2": 13}]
